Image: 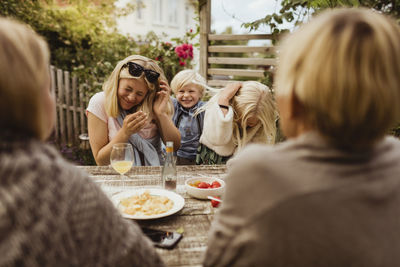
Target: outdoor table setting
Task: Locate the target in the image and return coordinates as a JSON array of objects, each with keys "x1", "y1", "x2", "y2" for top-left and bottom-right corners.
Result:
[{"x1": 78, "y1": 164, "x2": 227, "y2": 267}]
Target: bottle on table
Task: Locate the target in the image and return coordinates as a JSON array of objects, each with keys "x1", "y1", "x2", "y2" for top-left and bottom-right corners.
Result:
[{"x1": 162, "y1": 141, "x2": 177, "y2": 191}]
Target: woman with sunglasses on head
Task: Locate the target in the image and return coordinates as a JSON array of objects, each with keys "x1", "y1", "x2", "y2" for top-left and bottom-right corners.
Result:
[{"x1": 87, "y1": 55, "x2": 181, "y2": 166}]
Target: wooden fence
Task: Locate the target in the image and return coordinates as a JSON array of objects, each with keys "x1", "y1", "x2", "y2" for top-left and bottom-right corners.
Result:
[
  {"x1": 50, "y1": 65, "x2": 89, "y2": 147},
  {"x1": 198, "y1": 0, "x2": 278, "y2": 87}
]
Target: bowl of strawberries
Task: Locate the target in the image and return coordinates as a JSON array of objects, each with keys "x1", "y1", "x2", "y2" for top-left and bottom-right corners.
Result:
[{"x1": 185, "y1": 177, "x2": 225, "y2": 199}]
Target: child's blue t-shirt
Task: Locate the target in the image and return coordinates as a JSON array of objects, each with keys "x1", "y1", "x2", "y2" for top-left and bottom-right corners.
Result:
[{"x1": 172, "y1": 98, "x2": 205, "y2": 160}]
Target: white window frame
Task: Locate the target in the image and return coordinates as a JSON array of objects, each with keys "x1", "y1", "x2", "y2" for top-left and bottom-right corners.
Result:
[
  {"x1": 152, "y1": 0, "x2": 163, "y2": 25},
  {"x1": 167, "y1": 0, "x2": 179, "y2": 27},
  {"x1": 136, "y1": 0, "x2": 144, "y2": 22}
]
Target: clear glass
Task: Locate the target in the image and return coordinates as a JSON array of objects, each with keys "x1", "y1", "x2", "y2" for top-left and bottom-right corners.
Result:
[
  {"x1": 110, "y1": 143, "x2": 134, "y2": 188},
  {"x1": 162, "y1": 141, "x2": 177, "y2": 191}
]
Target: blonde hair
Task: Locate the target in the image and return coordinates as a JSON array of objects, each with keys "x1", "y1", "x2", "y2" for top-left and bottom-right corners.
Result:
[
  {"x1": 103, "y1": 55, "x2": 173, "y2": 118},
  {"x1": 276, "y1": 8, "x2": 400, "y2": 150},
  {"x1": 0, "y1": 18, "x2": 50, "y2": 140},
  {"x1": 199, "y1": 81, "x2": 277, "y2": 151},
  {"x1": 170, "y1": 69, "x2": 206, "y2": 97}
]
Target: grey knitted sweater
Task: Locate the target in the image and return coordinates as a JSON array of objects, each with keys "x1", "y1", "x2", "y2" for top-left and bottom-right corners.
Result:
[{"x1": 0, "y1": 135, "x2": 165, "y2": 267}]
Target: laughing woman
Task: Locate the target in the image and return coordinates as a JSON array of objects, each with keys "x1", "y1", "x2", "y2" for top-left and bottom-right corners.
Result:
[{"x1": 87, "y1": 55, "x2": 180, "y2": 166}]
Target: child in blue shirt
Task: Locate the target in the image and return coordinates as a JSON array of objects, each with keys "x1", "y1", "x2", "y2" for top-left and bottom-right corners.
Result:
[{"x1": 170, "y1": 70, "x2": 206, "y2": 165}]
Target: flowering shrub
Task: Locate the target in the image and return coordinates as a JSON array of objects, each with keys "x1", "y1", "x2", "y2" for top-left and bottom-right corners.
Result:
[
  {"x1": 174, "y1": 43, "x2": 193, "y2": 66},
  {"x1": 137, "y1": 29, "x2": 198, "y2": 82}
]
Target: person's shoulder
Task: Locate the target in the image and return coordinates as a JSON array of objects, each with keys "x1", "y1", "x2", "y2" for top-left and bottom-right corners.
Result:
[
  {"x1": 377, "y1": 135, "x2": 400, "y2": 159},
  {"x1": 231, "y1": 143, "x2": 281, "y2": 168},
  {"x1": 10, "y1": 140, "x2": 90, "y2": 191},
  {"x1": 198, "y1": 100, "x2": 206, "y2": 107},
  {"x1": 89, "y1": 91, "x2": 105, "y2": 103},
  {"x1": 40, "y1": 143, "x2": 89, "y2": 182},
  {"x1": 227, "y1": 139, "x2": 301, "y2": 181},
  {"x1": 383, "y1": 135, "x2": 400, "y2": 147}
]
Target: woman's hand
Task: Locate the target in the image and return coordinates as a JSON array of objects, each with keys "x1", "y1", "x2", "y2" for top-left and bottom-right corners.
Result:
[
  {"x1": 218, "y1": 82, "x2": 242, "y2": 106},
  {"x1": 153, "y1": 90, "x2": 170, "y2": 117},
  {"x1": 153, "y1": 80, "x2": 171, "y2": 117},
  {"x1": 121, "y1": 111, "x2": 148, "y2": 138},
  {"x1": 159, "y1": 80, "x2": 172, "y2": 94}
]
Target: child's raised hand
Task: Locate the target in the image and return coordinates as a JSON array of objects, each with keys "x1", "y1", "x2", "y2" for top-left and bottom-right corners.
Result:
[
  {"x1": 218, "y1": 82, "x2": 242, "y2": 105},
  {"x1": 122, "y1": 111, "x2": 148, "y2": 137}
]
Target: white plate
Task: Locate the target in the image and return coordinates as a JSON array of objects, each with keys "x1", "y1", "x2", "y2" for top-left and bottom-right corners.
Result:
[{"x1": 111, "y1": 188, "x2": 185, "y2": 220}]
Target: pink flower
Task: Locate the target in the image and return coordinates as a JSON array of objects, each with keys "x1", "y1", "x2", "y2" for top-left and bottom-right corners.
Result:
[
  {"x1": 175, "y1": 43, "x2": 194, "y2": 61},
  {"x1": 190, "y1": 29, "x2": 193, "y2": 33},
  {"x1": 174, "y1": 46, "x2": 182, "y2": 54}
]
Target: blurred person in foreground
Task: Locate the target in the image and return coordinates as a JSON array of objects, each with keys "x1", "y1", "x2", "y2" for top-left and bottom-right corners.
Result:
[
  {"x1": 204, "y1": 8, "x2": 400, "y2": 267},
  {"x1": 0, "y1": 17, "x2": 164, "y2": 266}
]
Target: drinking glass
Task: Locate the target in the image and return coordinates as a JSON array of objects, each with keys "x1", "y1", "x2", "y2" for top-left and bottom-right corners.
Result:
[{"x1": 110, "y1": 143, "x2": 134, "y2": 188}]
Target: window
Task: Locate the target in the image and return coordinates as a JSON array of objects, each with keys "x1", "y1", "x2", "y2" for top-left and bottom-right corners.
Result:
[
  {"x1": 136, "y1": 0, "x2": 144, "y2": 21},
  {"x1": 153, "y1": 0, "x2": 163, "y2": 24},
  {"x1": 168, "y1": 0, "x2": 178, "y2": 26},
  {"x1": 185, "y1": 4, "x2": 189, "y2": 26}
]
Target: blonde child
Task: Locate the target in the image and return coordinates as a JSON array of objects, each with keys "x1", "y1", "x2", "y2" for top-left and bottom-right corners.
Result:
[
  {"x1": 87, "y1": 55, "x2": 181, "y2": 166},
  {"x1": 196, "y1": 81, "x2": 277, "y2": 165},
  {"x1": 170, "y1": 70, "x2": 206, "y2": 165}
]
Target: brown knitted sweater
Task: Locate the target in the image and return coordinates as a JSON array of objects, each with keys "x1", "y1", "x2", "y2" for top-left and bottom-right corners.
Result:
[{"x1": 0, "y1": 135, "x2": 165, "y2": 267}]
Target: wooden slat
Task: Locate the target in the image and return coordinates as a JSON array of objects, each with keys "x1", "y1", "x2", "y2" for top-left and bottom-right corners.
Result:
[
  {"x1": 57, "y1": 69, "x2": 66, "y2": 144},
  {"x1": 64, "y1": 71, "x2": 73, "y2": 144},
  {"x1": 72, "y1": 76, "x2": 79, "y2": 145},
  {"x1": 199, "y1": 0, "x2": 210, "y2": 81},
  {"x1": 50, "y1": 66, "x2": 58, "y2": 142},
  {"x1": 208, "y1": 45, "x2": 276, "y2": 53},
  {"x1": 79, "y1": 84, "x2": 86, "y2": 137},
  {"x1": 208, "y1": 57, "x2": 276, "y2": 66},
  {"x1": 208, "y1": 34, "x2": 275, "y2": 41},
  {"x1": 207, "y1": 80, "x2": 240, "y2": 87},
  {"x1": 208, "y1": 68, "x2": 265, "y2": 78},
  {"x1": 57, "y1": 103, "x2": 85, "y2": 112}
]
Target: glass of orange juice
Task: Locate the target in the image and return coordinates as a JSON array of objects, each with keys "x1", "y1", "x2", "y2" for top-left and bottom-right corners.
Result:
[{"x1": 110, "y1": 143, "x2": 134, "y2": 188}]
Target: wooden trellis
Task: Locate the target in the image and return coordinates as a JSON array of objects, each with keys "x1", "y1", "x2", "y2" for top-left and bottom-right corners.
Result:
[{"x1": 198, "y1": 0, "x2": 277, "y2": 87}]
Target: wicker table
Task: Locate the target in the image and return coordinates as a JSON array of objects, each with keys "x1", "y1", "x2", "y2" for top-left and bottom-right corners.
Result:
[{"x1": 78, "y1": 165, "x2": 227, "y2": 267}]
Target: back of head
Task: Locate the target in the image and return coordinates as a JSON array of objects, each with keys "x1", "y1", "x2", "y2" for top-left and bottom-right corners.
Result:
[
  {"x1": 0, "y1": 18, "x2": 50, "y2": 140},
  {"x1": 170, "y1": 69, "x2": 206, "y2": 97},
  {"x1": 275, "y1": 8, "x2": 400, "y2": 150}
]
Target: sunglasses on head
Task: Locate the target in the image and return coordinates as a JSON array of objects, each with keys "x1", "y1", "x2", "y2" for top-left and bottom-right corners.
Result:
[{"x1": 123, "y1": 62, "x2": 160, "y2": 83}]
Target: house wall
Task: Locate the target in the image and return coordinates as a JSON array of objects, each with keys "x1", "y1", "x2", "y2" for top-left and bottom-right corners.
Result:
[{"x1": 117, "y1": 0, "x2": 198, "y2": 40}]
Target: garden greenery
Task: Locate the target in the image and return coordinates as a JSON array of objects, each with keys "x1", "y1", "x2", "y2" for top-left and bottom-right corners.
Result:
[
  {"x1": 0, "y1": 0, "x2": 199, "y2": 164},
  {"x1": 0, "y1": 0, "x2": 199, "y2": 95}
]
